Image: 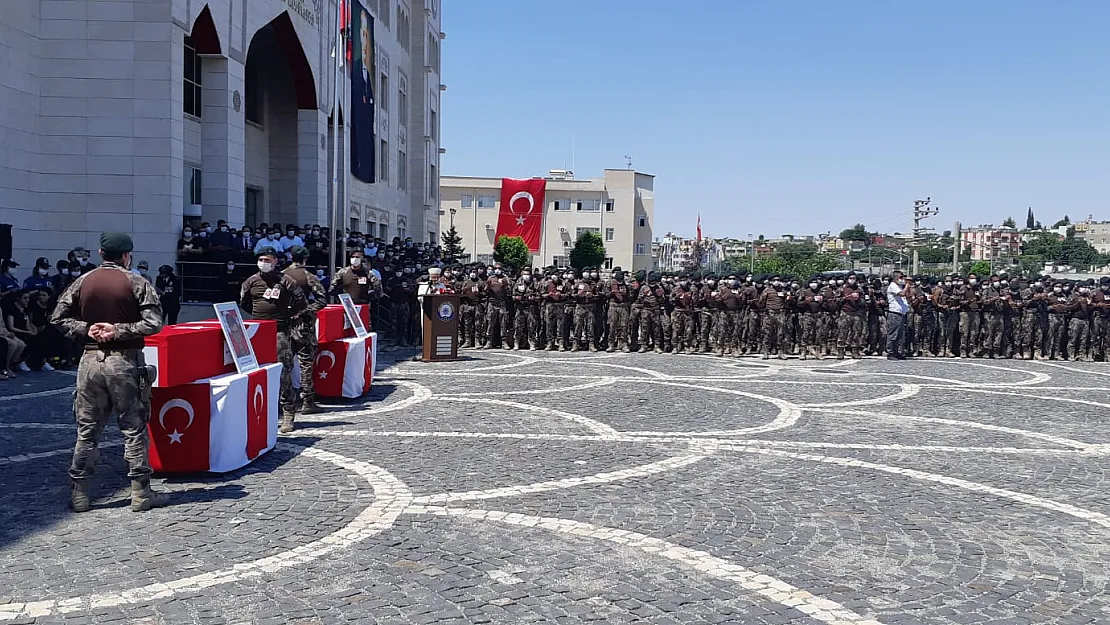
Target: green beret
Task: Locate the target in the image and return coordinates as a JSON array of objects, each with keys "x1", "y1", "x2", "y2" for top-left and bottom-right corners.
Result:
[
  {"x1": 288, "y1": 245, "x2": 308, "y2": 259},
  {"x1": 256, "y1": 246, "x2": 279, "y2": 258},
  {"x1": 99, "y1": 232, "x2": 133, "y2": 254}
]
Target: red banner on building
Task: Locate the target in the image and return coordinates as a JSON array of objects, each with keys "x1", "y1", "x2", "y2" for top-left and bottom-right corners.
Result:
[{"x1": 495, "y1": 178, "x2": 547, "y2": 252}]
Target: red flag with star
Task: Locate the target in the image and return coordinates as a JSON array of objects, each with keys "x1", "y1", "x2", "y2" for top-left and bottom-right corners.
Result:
[
  {"x1": 495, "y1": 178, "x2": 547, "y2": 252},
  {"x1": 149, "y1": 383, "x2": 212, "y2": 473},
  {"x1": 245, "y1": 369, "x2": 269, "y2": 460}
]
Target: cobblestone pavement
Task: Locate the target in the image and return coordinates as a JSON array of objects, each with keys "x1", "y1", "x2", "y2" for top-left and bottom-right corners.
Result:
[{"x1": 3, "y1": 350, "x2": 1110, "y2": 624}]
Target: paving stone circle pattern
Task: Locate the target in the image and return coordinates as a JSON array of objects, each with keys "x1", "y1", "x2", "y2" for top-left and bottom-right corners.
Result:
[{"x1": 3, "y1": 351, "x2": 1110, "y2": 624}]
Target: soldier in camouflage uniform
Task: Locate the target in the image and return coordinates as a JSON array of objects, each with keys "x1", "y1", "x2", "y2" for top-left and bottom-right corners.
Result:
[
  {"x1": 240, "y1": 247, "x2": 308, "y2": 432},
  {"x1": 637, "y1": 273, "x2": 665, "y2": 353},
  {"x1": 51, "y1": 232, "x2": 169, "y2": 513},
  {"x1": 284, "y1": 246, "x2": 327, "y2": 414},
  {"x1": 512, "y1": 268, "x2": 541, "y2": 350},
  {"x1": 606, "y1": 268, "x2": 633, "y2": 352}
]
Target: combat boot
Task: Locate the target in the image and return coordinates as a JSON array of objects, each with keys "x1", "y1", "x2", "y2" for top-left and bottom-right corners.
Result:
[
  {"x1": 777, "y1": 351, "x2": 787, "y2": 360},
  {"x1": 302, "y1": 400, "x2": 322, "y2": 415},
  {"x1": 851, "y1": 348, "x2": 862, "y2": 359},
  {"x1": 131, "y1": 478, "x2": 170, "y2": 512},
  {"x1": 800, "y1": 348, "x2": 807, "y2": 360},
  {"x1": 836, "y1": 347, "x2": 845, "y2": 360},
  {"x1": 70, "y1": 481, "x2": 91, "y2": 513},
  {"x1": 589, "y1": 344, "x2": 599, "y2": 353},
  {"x1": 279, "y1": 413, "x2": 295, "y2": 434}
]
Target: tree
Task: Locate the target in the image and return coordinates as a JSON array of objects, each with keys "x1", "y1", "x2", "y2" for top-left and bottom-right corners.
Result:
[
  {"x1": 912, "y1": 246, "x2": 950, "y2": 264},
  {"x1": 683, "y1": 238, "x2": 709, "y2": 271},
  {"x1": 1026, "y1": 207, "x2": 1035, "y2": 230},
  {"x1": 440, "y1": 225, "x2": 465, "y2": 261},
  {"x1": 1052, "y1": 215, "x2": 1071, "y2": 229},
  {"x1": 493, "y1": 235, "x2": 531, "y2": 270},
  {"x1": 968, "y1": 261, "x2": 992, "y2": 277},
  {"x1": 839, "y1": 223, "x2": 869, "y2": 242},
  {"x1": 1002, "y1": 217, "x2": 1016, "y2": 229},
  {"x1": 568, "y1": 231, "x2": 606, "y2": 269}
]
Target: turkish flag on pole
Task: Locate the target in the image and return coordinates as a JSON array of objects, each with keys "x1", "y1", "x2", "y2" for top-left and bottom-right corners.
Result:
[
  {"x1": 696, "y1": 214, "x2": 702, "y2": 242},
  {"x1": 495, "y1": 178, "x2": 546, "y2": 252}
]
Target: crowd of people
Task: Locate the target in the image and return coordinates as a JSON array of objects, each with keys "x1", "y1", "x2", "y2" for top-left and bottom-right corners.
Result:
[{"x1": 424, "y1": 265, "x2": 1110, "y2": 362}]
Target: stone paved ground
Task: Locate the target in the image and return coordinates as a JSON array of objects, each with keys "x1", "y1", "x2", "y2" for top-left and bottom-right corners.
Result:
[{"x1": 3, "y1": 350, "x2": 1110, "y2": 624}]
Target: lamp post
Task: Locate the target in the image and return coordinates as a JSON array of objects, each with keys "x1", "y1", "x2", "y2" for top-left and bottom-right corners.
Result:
[
  {"x1": 449, "y1": 207, "x2": 456, "y2": 230},
  {"x1": 748, "y1": 233, "x2": 754, "y2": 274}
]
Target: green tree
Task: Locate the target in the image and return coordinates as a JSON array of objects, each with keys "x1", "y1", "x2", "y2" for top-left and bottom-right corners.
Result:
[
  {"x1": 1002, "y1": 217, "x2": 1016, "y2": 229},
  {"x1": 913, "y1": 246, "x2": 950, "y2": 264},
  {"x1": 968, "y1": 261, "x2": 992, "y2": 277},
  {"x1": 493, "y1": 235, "x2": 531, "y2": 270},
  {"x1": 839, "y1": 223, "x2": 869, "y2": 242},
  {"x1": 568, "y1": 231, "x2": 607, "y2": 269},
  {"x1": 440, "y1": 225, "x2": 465, "y2": 261},
  {"x1": 1026, "y1": 207, "x2": 1035, "y2": 230},
  {"x1": 1052, "y1": 215, "x2": 1071, "y2": 228}
]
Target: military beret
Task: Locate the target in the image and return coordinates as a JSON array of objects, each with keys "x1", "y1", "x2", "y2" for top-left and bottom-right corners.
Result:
[
  {"x1": 288, "y1": 245, "x2": 308, "y2": 259},
  {"x1": 99, "y1": 232, "x2": 133, "y2": 254},
  {"x1": 256, "y1": 246, "x2": 279, "y2": 258}
]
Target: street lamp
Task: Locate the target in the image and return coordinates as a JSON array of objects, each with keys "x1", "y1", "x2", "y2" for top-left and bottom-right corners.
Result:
[
  {"x1": 449, "y1": 207, "x2": 456, "y2": 229},
  {"x1": 748, "y1": 233, "x2": 754, "y2": 274}
]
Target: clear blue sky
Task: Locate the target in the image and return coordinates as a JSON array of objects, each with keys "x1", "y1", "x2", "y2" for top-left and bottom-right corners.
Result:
[{"x1": 440, "y1": 1, "x2": 1109, "y2": 240}]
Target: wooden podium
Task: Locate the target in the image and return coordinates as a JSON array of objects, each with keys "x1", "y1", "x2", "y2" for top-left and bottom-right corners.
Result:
[{"x1": 421, "y1": 293, "x2": 460, "y2": 361}]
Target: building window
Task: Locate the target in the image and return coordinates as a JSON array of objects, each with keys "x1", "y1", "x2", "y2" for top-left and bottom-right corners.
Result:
[
  {"x1": 426, "y1": 33, "x2": 440, "y2": 72},
  {"x1": 396, "y1": 5, "x2": 410, "y2": 50},
  {"x1": 379, "y1": 223, "x2": 388, "y2": 239},
  {"x1": 604, "y1": 257, "x2": 613, "y2": 270},
  {"x1": 605, "y1": 200, "x2": 615, "y2": 212},
  {"x1": 573, "y1": 200, "x2": 583, "y2": 211},
  {"x1": 380, "y1": 139, "x2": 389, "y2": 184},
  {"x1": 183, "y1": 165, "x2": 202, "y2": 205},
  {"x1": 428, "y1": 231, "x2": 436, "y2": 244},
  {"x1": 350, "y1": 217, "x2": 361, "y2": 232},
  {"x1": 476, "y1": 254, "x2": 494, "y2": 265},
  {"x1": 429, "y1": 109, "x2": 437, "y2": 141},
  {"x1": 562, "y1": 240, "x2": 570, "y2": 248},
  {"x1": 398, "y1": 149, "x2": 407, "y2": 191},
  {"x1": 553, "y1": 199, "x2": 570, "y2": 211},
  {"x1": 245, "y1": 187, "x2": 261, "y2": 225},
  {"x1": 183, "y1": 36, "x2": 202, "y2": 118},
  {"x1": 477, "y1": 194, "x2": 496, "y2": 208},
  {"x1": 245, "y1": 60, "x2": 262, "y2": 125},
  {"x1": 428, "y1": 163, "x2": 437, "y2": 199},
  {"x1": 461, "y1": 194, "x2": 473, "y2": 208},
  {"x1": 553, "y1": 255, "x2": 568, "y2": 268},
  {"x1": 575, "y1": 227, "x2": 599, "y2": 240},
  {"x1": 368, "y1": 221, "x2": 377, "y2": 237},
  {"x1": 380, "y1": 0, "x2": 391, "y2": 29},
  {"x1": 635, "y1": 243, "x2": 646, "y2": 255},
  {"x1": 398, "y1": 75, "x2": 408, "y2": 127},
  {"x1": 638, "y1": 216, "x2": 646, "y2": 227},
  {"x1": 605, "y1": 227, "x2": 614, "y2": 242},
  {"x1": 577, "y1": 199, "x2": 599, "y2": 212},
  {"x1": 380, "y1": 73, "x2": 389, "y2": 112}
]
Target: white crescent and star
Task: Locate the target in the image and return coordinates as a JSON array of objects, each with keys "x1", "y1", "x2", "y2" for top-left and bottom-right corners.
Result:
[
  {"x1": 158, "y1": 399, "x2": 195, "y2": 444},
  {"x1": 316, "y1": 350, "x2": 337, "y2": 379},
  {"x1": 508, "y1": 191, "x2": 535, "y2": 226},
  {"x1": 253, "y1": 385, "x2": 265, "y2": 421}
]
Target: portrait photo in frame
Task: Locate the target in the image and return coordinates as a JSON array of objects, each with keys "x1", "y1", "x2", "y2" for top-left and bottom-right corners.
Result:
[{"x1": 213, "y1": 302, "x2": 260, "y2": 373}]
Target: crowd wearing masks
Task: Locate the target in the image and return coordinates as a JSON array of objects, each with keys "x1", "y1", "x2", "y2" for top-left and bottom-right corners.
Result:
[{"x1": 428, "y1": 265, "x2": 1110, "y2": 362}]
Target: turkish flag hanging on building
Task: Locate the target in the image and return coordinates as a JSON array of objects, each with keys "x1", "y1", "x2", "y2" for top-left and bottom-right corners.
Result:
[
  {"x1": 495, "y1": 178, "x2": 546, "y2": 252},
  {"x1": 150, "y1": 384, "x2": 213, "y2": 473}
]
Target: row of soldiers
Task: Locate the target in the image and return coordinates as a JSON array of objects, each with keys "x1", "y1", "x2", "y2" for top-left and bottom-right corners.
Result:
[{"x1": 432, "y1": 265, "x2": 1110, "y2": 362}]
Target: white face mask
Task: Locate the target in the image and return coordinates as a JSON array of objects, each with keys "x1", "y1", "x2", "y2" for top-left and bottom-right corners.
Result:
[
  {"x1": 350, "y1": 257, "x2": 362, "y2": 267},
  {"x1": 257, "y1": 261, "x2": 274, "y2": 273},
  {"x1": 79, "y1": 257, "x2": 88, "y2": 266},
  {"x1": 809, "y1": 283, "x2": 817, "y2": 289},
  {"x1": 38, "y1": 268, "x2": 48, "y2": 276},
  {"x1": 61, "y1": 269, "x2": 70, "y2": 276}
]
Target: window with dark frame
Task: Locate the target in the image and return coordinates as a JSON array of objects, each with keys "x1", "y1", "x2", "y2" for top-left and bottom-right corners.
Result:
[{"x1": 183, "y1": 36, "x2": 202, "y2": 118}]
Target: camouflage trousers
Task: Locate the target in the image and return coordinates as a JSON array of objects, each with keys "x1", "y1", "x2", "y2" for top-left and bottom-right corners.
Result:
[
  {"x1": 984, "y1": 312, "x2": 1004, "y2": 355},
  {"x1": 837, "y1": 312, "x2": 865, "y2": 350},
  {"x1": 744, "y1": 309, "x2": 761, "y2": 352},
  {"x1": 715, "y1": 310, "x2": 741, "y2": 353},
  {"x1": 671, "y1": 310, "x2": 696, "y2": 351},
  {"x1": 698, "y1": 309, "x2": 715, "y2": 351},
  {"x1": 639, "y1": 308, "x2": 663, "y2": 350},
  {"x1": 485, "y1": 302, "x2": 512, "y2": 348},
  {"x1": 915, "y1": 310, "x2": 937, "y2": 355},
  {"x1": 960, "y1": 311, "x2": 982, "y2": 357},
  {"x1": 474, "y1": 300, "x2": 488, "y2": 346},
  {"x1": 70, "y1": 349, "x2": 152, "y2": 482},
  {"x1": 460, "y1": 302, "x2": 478, "y2": 347},
  {"x1": 799, "y1": 312, "x2": 820, "y2": 351},
  {"x1": 291, "y1": 318, "x2": 317, "y2": 403},
  {"x1": 391, "y1": 300, "x2": 413, "y2": 345},
  {"x1": 1093, "y1": 316, "x2": 1110, "y2": 360},
  {"x1": 1047, "y1": 314, "x2": 1068, "y2": 359},
  {"x1": 762, "y1": 311, "x2": 785, "y2": 355},
  {"x1": 608, "y1": 304, "x2": 631, "y2": 350},
  {"x1": 277, "y1": 331, "x2": 295, "y2": 416},
  {"x1": 514, "y1": 305, "x2": 540, "y2": 349},
  {"x1": 940, "y1": 309, "x2": 960, "y2": 355},
  {"x1": 1069, "y1": 317, "x2": 1090, "y2": 360},
  {"x1": 572, "y1": 305, "x2": 596, "y2": 347},
  {"x1": 544, "y1": 303, "x2": 565, "y2": 348},
  {"x1": 628, "y1": 305, "x2": 642, "y2": 349}
]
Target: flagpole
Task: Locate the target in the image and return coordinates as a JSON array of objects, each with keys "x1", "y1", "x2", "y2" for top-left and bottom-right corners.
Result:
[{"x1": 329, "y1": 0, "x2": 343, "y2": 276}]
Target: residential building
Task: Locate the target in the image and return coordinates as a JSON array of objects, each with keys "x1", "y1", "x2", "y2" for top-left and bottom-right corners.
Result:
[
  {"x1": 1074, "y1": 220, "x2": 1110, "y2": 254},
  {"x1": 959, "y1": 226, "x2": 1022, "y2": 261},
  {"x1": 439, "y1": 169, "x2": 655, "y2": 272},
  {"x1": 0, "y1": 0, "x2": 443, "y2": 270}
]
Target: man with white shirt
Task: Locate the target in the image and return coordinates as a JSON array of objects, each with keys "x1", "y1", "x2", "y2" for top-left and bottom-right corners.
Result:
[
  {"x1": 278, "y1": 227, "x2": 304, "y2": 251},
  {"x1": 254, "y1": 229, "x2": 284, "y2": 254},
  {"x1": 886, "y1": 271, "x2": 910, "y2": 360}
]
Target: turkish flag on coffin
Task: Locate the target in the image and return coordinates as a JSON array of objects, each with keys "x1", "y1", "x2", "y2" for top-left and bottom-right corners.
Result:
[
  {"x1": 314, "y1": 333, "x2": 377, "y2": 399},
  {"x1": 148, "y1": 363, "x2": 281, "y2": 473},
  {"x1": 495, "y1": 178, "x2": 547, "y2": 252}
]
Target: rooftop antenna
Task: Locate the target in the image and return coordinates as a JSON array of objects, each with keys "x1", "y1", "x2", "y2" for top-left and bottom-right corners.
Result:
[{"x1": 624, "y1": 154, "x2": 632, "y2": 170}]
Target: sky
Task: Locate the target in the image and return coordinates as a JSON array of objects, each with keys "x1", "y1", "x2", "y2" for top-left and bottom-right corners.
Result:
[{"x1": 439, "y1": 0, "x2": 1109, "y2": 240}]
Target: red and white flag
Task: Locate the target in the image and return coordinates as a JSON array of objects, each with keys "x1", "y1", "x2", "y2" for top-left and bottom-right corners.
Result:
[
  {"x1": 150, "y1": 383, "x2": 213, "y2": 473},
  {"x1": 245, "y1": 368, "x2": 270, "y2": 460},
  {"x1": 696, "y1": 214, "x2": 702, "y2": 242},
  {"x1": 314, "y1": 333, "x2": 376, "y2": 399},
  {"x1": 495, "y1": 178, "x2": 546, "y2": 252}
]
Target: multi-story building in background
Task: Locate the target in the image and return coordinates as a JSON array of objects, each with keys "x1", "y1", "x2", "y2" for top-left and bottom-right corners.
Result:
[
  {"x1": 0, "y1": 0, "x2": 443, "y2": 269},
  {"x1": 959, "y1": 225, "x2": 1023, "y2": 261},
  {"x1": 1074, "y1": 220, "x2": 1110, "y2": 254},
  {"x1": 438, "y1": 169, "x2": 655, "y2": 272}
]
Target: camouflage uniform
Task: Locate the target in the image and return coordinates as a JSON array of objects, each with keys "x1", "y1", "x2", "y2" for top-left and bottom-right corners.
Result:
[
  {"x1": 459, "y1": 277, "x2": 483, "y2": 348},
  {"x1": 607, "y1": 278, "x2": 633, "y2": 352},
  {"x1": 571, "y1": 279, "x2": 598, "y2": 351},
  {"x1": 51, "y1": 258, "x2": 166, "y2": 512},
  {"x1": 637, "y1": 281, "x2": 665, "y2": 352},
  {"x1": 283, "y1": 261, "x2": 327, "y2": 408},
  {"x1": 240, "y1": 268, "x2": 308, "y2": 430}
]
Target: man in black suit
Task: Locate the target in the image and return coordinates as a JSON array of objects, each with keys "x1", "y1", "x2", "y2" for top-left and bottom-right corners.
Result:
[{"x1": 351, "y1": 8, "x2": 375, "y2": 183}]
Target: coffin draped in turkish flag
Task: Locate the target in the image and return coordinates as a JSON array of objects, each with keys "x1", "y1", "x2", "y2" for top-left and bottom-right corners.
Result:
[
  {"x1": 314, "y1": 333, "x2": 377, "y2": 399},
  {"x1": 494, "y1": 178, "x2": 547, "y2": 252}
]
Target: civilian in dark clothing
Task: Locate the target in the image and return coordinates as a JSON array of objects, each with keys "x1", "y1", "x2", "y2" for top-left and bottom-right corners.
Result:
[{"x1": 155, "y1": 265, "x2": 182, "y2": 325}]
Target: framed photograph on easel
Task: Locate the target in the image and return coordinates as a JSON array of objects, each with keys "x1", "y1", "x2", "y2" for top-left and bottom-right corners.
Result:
[
  {"x1": 338, "y1": 293, "x2": 369, "y2": 338},
  {"x1": 213, "y1": 302, "x2": 260, "y2": 373}
]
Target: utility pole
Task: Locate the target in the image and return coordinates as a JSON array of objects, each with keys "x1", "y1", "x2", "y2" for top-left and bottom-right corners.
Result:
[
  {"x1": 952, "y1": 221, "x2": 962, "y2": 274},
  {"x1": 911, "y1": 197, "x2": 939, "y2": 275}
]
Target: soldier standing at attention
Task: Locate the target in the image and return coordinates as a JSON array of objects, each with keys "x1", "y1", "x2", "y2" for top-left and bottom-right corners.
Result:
[
  {"x1": 240, "y1": 247, "x2": 308, "y2": 433},
  {"x1": 51, "y1": 232, "x2": 168, "y2": 513},
  {"x1": 283, "y1": 246, "x2": 327, "y2": 415}
]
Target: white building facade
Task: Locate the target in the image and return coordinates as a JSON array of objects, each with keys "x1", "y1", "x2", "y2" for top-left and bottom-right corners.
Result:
[
  {"x1": 0, "y1": 0, "x2": 443, "y2": 269},
  {"x1": 959, "y1": 226, "x2": 1022, "y2": 262},
  {"x1": 439, "y1": 170, "x2": 656, "y2": 272}
]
